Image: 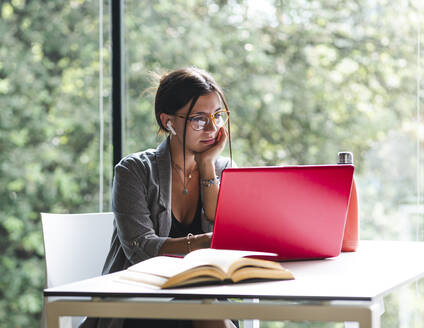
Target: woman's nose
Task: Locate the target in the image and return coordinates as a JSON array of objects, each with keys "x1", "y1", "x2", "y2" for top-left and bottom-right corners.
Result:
[{"x1": 204, "y1": 118, "x2": 218, "y2": 131}]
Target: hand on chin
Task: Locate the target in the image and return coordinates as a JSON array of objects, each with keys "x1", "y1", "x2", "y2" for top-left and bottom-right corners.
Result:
[{"x1": 194, "y1": 127, "x2": 227, "y2": 165}]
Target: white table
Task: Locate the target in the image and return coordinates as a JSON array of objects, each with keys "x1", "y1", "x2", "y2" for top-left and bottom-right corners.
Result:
[{"x1": 44, "y1": 241, "x2": 424, "y2": 328}]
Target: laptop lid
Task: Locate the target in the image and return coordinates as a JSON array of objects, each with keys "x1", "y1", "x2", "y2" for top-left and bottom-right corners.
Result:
[{"x1": 211, "y1": 165, "x2": 354, "y2": 260}]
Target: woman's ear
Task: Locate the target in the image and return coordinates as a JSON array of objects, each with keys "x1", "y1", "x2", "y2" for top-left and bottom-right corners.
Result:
[{"x1": 160, "y1": 113, "x2": 172, "y2": 131}]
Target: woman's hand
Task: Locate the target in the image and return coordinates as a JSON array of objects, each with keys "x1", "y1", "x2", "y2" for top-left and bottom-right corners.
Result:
[
  {"x1": 159, "y1": 232, "x2": 213, "y2": 256},
  {"x1": 192, "y1": 232, "x2": 213, "y2": 250},
  {"x1": 195, "y1": 127, "x2": 228, "y2": 169}
]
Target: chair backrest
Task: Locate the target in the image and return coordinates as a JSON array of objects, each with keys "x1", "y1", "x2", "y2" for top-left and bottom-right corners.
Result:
[{"x1": 41, "y1": 212, "x2": 114, "y2": 288}]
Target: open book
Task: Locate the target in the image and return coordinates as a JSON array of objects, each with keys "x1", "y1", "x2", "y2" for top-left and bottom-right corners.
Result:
[{"x1": 118, "y1": 248, "x2": 294, "y2": 289}]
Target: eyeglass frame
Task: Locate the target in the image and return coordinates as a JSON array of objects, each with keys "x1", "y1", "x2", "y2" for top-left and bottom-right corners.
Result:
[{"x1": 173, "y1": 109, "x2": 230, "y2": 131}]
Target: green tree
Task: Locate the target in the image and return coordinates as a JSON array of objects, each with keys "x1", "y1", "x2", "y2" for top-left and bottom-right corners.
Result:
[
  {"x1": 0, "y1": 1, "x2": 110, "y2": 326},
  {"x1": 124, "y1": 0, "x2": 424, "y2": 245}
]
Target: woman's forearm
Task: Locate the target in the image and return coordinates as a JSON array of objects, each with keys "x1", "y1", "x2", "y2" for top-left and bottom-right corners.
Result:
[
  {"x1": 158, "y1": 233, "x2": 212, "y2": 255},
  {"x1": 198, "y1": 161, "x2": 219, "y2": 221}
]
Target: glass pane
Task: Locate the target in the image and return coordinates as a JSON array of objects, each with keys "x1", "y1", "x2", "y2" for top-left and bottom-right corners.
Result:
[
  {"x1": 0, "y1": 1, "x2": 111, "y2": 326},
  {"x1": 123, "y1": 2, "x2": 423, "y2": 326},
  {"x1": 124, "y1": 0, "x2": 423, "y2": 242}
]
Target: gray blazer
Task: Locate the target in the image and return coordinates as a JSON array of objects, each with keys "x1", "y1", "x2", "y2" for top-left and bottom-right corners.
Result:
[{"x1": 81, "y1": 137, "x2": 232, "y2": 328}]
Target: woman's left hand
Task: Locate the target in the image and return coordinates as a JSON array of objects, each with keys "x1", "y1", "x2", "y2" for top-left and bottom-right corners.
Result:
[{"x1": 195, "y1": 127, "x2": 227, "y2": 169}]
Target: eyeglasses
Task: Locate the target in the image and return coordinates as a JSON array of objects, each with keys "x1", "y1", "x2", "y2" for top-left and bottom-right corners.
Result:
[{"x1": 174, "y1": 110, "x2": 229, "y2": 131}]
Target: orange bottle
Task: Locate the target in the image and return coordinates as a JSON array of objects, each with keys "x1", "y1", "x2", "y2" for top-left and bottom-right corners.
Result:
[{"x1": 338, "y1": 152, "x2": 359, "y2": 252}]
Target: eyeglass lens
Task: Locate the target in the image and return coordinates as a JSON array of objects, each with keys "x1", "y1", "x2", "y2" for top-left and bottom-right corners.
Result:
[{"x1": 191, "y1": 111, "x2": 228, "y2": 130}]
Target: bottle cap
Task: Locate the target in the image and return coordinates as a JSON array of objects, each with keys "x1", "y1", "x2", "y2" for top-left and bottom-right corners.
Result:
[{"x1": 338, "y1": 152, "x2": 354, "y2": 164}]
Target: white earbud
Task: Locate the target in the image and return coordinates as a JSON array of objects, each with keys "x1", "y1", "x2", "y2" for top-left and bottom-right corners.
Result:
[{"x1": 167, "y1": 121, "x2": 177, "y2": 136}]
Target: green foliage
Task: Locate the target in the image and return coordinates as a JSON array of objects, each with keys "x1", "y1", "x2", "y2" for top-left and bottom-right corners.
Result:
[
  {"x1": 0, "y1": 0, "x2": 423, "y2": 327},
  {"x1": 0, "y1": 0, "x2": 111, "y2": 326},
  {"x1": 124, "y1": 0, "x2": 424, "y2": 245},
  {"x1": 125, "y1": 0, "x2": 420, "y2": 166}
]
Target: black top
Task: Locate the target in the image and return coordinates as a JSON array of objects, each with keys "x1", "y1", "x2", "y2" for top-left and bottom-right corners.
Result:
[{"x1": 169, "y1": 198, "x2": 204, "y2": 238}]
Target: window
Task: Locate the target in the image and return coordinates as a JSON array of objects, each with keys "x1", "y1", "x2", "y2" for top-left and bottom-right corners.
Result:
[
  {"x1": 122, "y1": 1, "x2": 424, "y2": 326},
  {"x1": 123, "y1": 0, "x2": 423, "y2": 242},
  {"x1": 0, "y1": 1, "x2": 110, "y2": 325}
]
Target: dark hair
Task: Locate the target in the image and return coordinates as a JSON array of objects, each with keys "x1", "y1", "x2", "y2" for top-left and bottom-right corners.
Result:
[{"x1": 154, "y1": 67, "x2": 232, "y2": 166}]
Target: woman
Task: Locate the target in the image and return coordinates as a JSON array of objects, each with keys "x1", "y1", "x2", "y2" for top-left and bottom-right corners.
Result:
[{"x1": 82, "y1": 67, "x2": 236, "y2": 328}]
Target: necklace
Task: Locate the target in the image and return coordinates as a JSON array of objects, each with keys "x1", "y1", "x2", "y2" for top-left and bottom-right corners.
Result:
[{"x1": 171, "y1": 161, "x2": 198, "y2": 195}]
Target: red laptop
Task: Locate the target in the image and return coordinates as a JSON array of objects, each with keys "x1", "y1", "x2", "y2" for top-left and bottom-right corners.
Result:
[{"x1": 211, "y1": 165, "x2": 354, "y2": 260}]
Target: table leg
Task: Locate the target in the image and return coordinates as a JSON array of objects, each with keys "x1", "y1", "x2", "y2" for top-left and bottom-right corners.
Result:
[
  {"x1": 354, "y1": 302, "x2": 381, "y2": 328},
  {"x1": 46, "y1": 302, "x2": 60, "y2": 328},
  {"x1": 243, "y1": 298, "x2": 260, "y2": 328}
]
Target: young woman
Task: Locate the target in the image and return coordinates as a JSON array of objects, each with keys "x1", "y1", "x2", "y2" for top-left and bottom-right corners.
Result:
[{"x1": 81, "y1": 67, "x2": 236, "y2": 328}]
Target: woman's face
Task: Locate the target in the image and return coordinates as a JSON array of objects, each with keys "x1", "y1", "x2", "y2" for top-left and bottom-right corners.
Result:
[{"x1": 173, "y1": 92, "x2": 223, "y2": 154}]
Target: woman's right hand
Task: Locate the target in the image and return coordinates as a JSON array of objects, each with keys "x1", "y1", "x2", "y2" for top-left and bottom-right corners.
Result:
[{"x1": 194, "y1": 127, "x2": 228, "y2": 170}]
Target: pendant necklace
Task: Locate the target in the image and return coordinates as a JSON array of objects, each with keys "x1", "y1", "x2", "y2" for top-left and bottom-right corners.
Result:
[{"x1": 171, "y1": 161, "x2": 198, "y2": 195}]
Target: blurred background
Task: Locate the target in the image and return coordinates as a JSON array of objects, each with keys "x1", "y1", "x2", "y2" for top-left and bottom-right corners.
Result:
[{"x1": 0, "y1": 0, "x2": 423, "y2": 327}]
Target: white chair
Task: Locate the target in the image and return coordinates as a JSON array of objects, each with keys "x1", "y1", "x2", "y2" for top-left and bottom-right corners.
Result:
[{"x1": 41, "y1": 212, "x2": 114, "y2": 328}]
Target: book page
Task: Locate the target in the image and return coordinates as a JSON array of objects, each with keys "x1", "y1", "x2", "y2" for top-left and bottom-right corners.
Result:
[
  {"x1": 230, "y1": 266, "x2": 294, "y2": 283},
  {"x1": 119, "y1": 270, "x2": 168, "y2": 287},
  {"x1": 127, "y1": 256, "x2": 188, "y2": 278},
  {"x1": 183, "y1": 249, "x2": 277, "y2": 273},
  {"x1": 161, "y1": 266, "x2": 225, "y2": 289},
  {"x1": 227, "y1": 257, "x2": 286, "y2": 276},
  {"x1": 127, "y1": 255, "x2": 219, "y2": 278}
]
